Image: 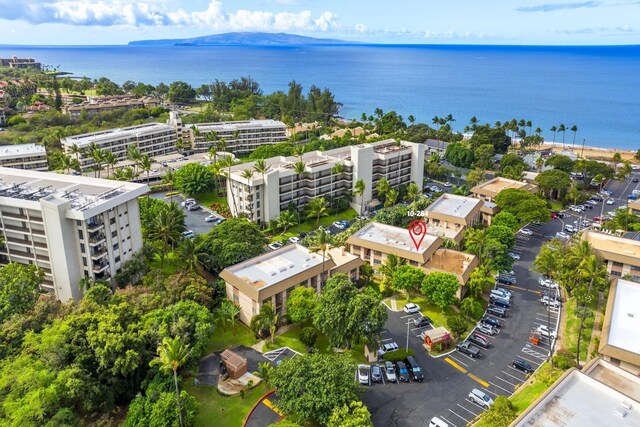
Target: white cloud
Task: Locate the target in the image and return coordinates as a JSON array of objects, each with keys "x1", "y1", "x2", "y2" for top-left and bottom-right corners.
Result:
[
  {"x1": 0, "y1": 0, "x2": 339, "y2": 32},
  {"x1": 354, "y1": 23, "x2": 367, "y2": 33}
]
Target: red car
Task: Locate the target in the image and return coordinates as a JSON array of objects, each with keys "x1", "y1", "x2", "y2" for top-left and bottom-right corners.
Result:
[
  {"x1": 594, "y1": 216, "x2": 606, "y2": 222},
  {"x1": 550, "y1": 211, "x2": 559, "y2": 219}
]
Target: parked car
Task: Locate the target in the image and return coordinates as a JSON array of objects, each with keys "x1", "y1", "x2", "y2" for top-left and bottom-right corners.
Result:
[
  {"x1": 508, "y1": 252, "x2": 521, "y2": 260},
  {"x1": 539, "y1": 278, "x2": 559, "y2": 289},
  {"x1": 593, "y1": 216, "x2": 606, "y2": 222},
  {"x1": 585, "y1": 200, "x2": 598, "y2": 206},
  {"x1": 519, "y1": 228, "x2": 533, "y2": 236},
  {"x1": 487, "y1": 305, "x2": 507, "y2": 318},
  {"x1": 384, "y1": 361, "x2": 397, "y2": 382},
  {"x1": 583, "y1": 204, "x2": 594, "y2": 209},
  {"x1": 476, "y1": 323, "x2": 498, "y2": 335},
  {"x1": 499, "y1": 269, "x2": 516, "y2": 276},
  {"x1": 564, "y1": 224, "x2": 576, "y2": 233},
  {"x1": 468, "y1": 333, "x2": 490, "y2": 348},
  {"x1": 633, "y1": 177, "x2": 639, "y2": 183},
  {"x1": 481, "y1": 316, "x2": 502, "y2": 329},
  {"x1": 550, "y1": 211, "x2": 559, "y2": 219},
  {"x1": 405, "y1": 356, "x2": 424, "y2": 382},
  {"x1": 186, "y1": 203, "x2": 200, "y2": 211},
  {"x1": 268, "y1": 242, "x2": 283, "y2": 250},
  {"x1": 370, "y1": 364, "x2": 383, "y2": 383},
  {"x1": 404, "y1": 303, "x2": 421, "y2": 314},
  {"x1": 205, "y1": 214, "x2": 217, "y2": 222},
  {"x1": 494, "y1": 287, "x2": 513, "y2": 298},
  {"x1": 413, "y1": 315, "x2": 433, "y2": 328},
  {"x1": 357, "y1": 364, "x2": 370, "y2": 385},
  {"x1": 378, "y1": 342, "x2": 399, "y2": 357},
  {"x1": 429, "y1": 417, "x2": 451, "y2": 427},
  {"x1": 555, "y1": 231, "x2": 571, "y2": 240},
  {"x1": 496, "y1": 275, "x2": 516, "y2": 285},
  {"x1": 490, "y1": 297, "x2": 511, "y2": 308},
  {"x1": 288, "y1": 236, "x2": 300, "y2": 244},
  {"x1": 396, "y1": 361, "x2": 411, "y2": 382},
  {"x1": 430, "y1": 185, "x2": 441, "y2": 192},
  {"x1": 456, "y1": 341, "x2": 481, "y2": 358},
  {"x1": 490, "y1": 289, "x2": 511, "y2": 301},
  {"x1": 181, "y1": 230, "x2": 195, "y2": 239},
  {"x1": 443, "y1": 182, "x2": 452, "y2": 187},
  {"x1": 590, "y1": 195, "x2": 603, "y2": 202},
  {"x1": 606, "y1": 198, "x2": 615, "y2": 205},
  {"x1": 536, "y1": 325, "x2": 557, "y2": 339},
  {"x1": 512, "y1": 357, "x2": 534, "y2": 374},
  {"x1": 468, "y1": 388, "x2": 494, "y2": 409},
  {"x1": 540, "y1": 295, "x2": 561, "y2": 309},
  {"x1": 181, "y1": 198, "x2": 196, "y2": 207}
]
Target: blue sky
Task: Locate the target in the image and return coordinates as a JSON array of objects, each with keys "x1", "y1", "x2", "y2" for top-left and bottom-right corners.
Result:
[{"x1": 0, "y1": 0, "x2": 638, "y2": 45}]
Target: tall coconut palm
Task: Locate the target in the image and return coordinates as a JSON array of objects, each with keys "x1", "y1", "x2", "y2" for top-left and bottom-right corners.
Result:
[
  {"x1": 140, "y1": 154, "x2": 153, "y2": 184},
  {"x1": 575, "y1": 255, "x2": 608, "y2": 367},
  {"x1": 253, "y1": 159, "x2": 270, "y2": 184},
  {"x1": 163, "y1": 168, "x2": 176, "y2": 200},
  {"x1": 69, "y1": 143, "x2": 83, "y2": 162},
  {"x1": 558, "y1": 124, "x2": 567, "y2": 148},
  {"x1": 91, "y1": 148, "x2": 105, "y2": 178},
  {"x1": 149, "y1": 337, "x2": 191, "y2": 427},
  {"x1": 292, "y1": 161, "x2": 306, "y2": 213},
  {"x1": 353, "y1": 179, "x2": 366, "y2": 216},
  {"x1": 330, "y1": 163, "x2": 345, "y2": 205},
  {"x1": 103, "y1": 151, "x2": 117, "y2": 178},
  {"x1": 241, "y1": 169, "x2": 253, "y2": 184},
  {"x1": 570, "y1": 125, "x2": 578, "y2": 148},
  {"x1": 306, "y1": 197, "x2": 329, "y2": 226},
  {"x1": 379, "y1": 254, "x2": 406, "y2": 283},
  {"x1": 276, "y1": 210, "x2": 297, "y2": 235},
  {"x1": 309, "y1": 228, "x2": 333, "y2": 288},
  {"x1": 406, "y1": 182, "x2": 420, "y2": 209},
  {"x1": 147, "y1": 202, "x2": 185, "y2": 267},
  {"x1": 550, "y1": 125, "x2": 558, "y2": 144},
  {"x1": 376, "y1": 177, "x2": 391, "y2": 202},
  {"x1": 60, "y1": 154, "x2": 74, "y2": 174},
  {"x1": 220, "y1": 155, "x2": 239, "y2": 215},
  {"x1": 384, "y1": 188, "x2": 399, "y2": 208},
  {"x1": 250, "y1": 302, "x2": 280, "y2": 343},
  {"x1": 127, "y1": 145, "x2": 142, "y2": 175}
]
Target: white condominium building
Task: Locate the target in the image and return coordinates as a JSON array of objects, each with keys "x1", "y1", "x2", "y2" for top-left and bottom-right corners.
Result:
[
  {"x1": 0, "y1": 167, "x2": 148, "y2": 302},
  {"x1": 61, "y1": 114, "x2": 182, "y2": 171},
  {"x1": 225, "y1": 139, "x2": 426, "y2": 224},
  {"x1": 0, "y1": 143, "x2": 48, "y2": 171},
  {"x1": 188, "y1": 120, "x2": 288, "y2": 155}
]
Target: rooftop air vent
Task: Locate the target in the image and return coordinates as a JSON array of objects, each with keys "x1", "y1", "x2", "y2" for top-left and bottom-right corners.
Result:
[
  {"x1": 279, "y1": 266, "x2": 287, "y2": 272},
  {"x1": 628, "y1": 313, "x2": 635, "y2": 318},
  {"x1": 621, "y1": 401, "x2": 632, "y2": 410},
  {"x1": 269, "y1": 270, "x2": 277, "y2": 276},
  {"x1": 288, "y1": 263, "x2": 295, "y2": 269}
]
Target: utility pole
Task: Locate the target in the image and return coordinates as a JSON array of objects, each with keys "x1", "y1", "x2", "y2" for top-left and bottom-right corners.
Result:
[{"x1": 581, "y1": 138, "x2": 586, "y2": 159}]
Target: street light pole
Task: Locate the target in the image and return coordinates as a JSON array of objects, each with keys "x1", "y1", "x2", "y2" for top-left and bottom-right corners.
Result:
[{"x1": 406, "y1": 319, "x2": 410, "y2": 352}]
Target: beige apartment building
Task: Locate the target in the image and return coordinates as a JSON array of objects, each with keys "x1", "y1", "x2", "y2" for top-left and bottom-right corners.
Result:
[
  {"x1": 61, "y1": 116, "x2": 181, "y2": 171},
  {"x1": 629, "y1": 200, "x2": 640, "y2": 215},
  {"x1": 64, "y1": 96, "x2": 158, "y2": 119},
  {"x1": 220, "y1": 244, "x2": 362, "y2": 325},
  {"x1": 583, "y1": 230, "x2": 640, "y2": 280},
  {"x1": 346, "y1": 222, "x2": 478, "y2": 295},
  {"x1": 188, "y1": 120, "x2": 288, "y2": 155},
  {"x1": 0, "y1": 167, "x2": 148, "y2": 302},
  {"x1": 0, "y1": 143, "x2": 48, "y2": 171},
  {"x1": 471, "y1": 177, "x2": 538, "y2": 224},
  {"x1": 226, "y1": 139, "x2": 426, "y2": 224},
  {"x1": 424, "y1": 193, "x2": 483, "y2": 243}
]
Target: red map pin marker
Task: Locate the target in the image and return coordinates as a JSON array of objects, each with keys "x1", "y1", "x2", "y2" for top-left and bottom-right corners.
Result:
[{"x1": 408, "y1": 219, "x2": 427, "y2": 251}]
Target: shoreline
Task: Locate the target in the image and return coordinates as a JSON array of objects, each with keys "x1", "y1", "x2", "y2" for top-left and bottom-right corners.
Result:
[{"x1": 538, "y1": 142, "x2": 637, "y2": 162}]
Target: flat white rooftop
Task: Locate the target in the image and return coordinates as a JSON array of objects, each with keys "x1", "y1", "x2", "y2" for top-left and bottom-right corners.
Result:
[
  {"x1": 607, "y1": 278, "x2": 640, "y2": 355},
  {"x1": 226, "y1": 244, "x2": 323, "y2": 289},
  {"x1": 0, "y1": 143, "x2": 46, "y2": 159},
  {"x1": 0, "y1": 167, "x2": 147, "y2": 211},
  {"x1": 192, "y1": 120, "x2": 286, "y2": 132},
  {"x1": 515, "y1": 364, "x2": 640, "y2": 427},
  {"x1": 354, "y1": 222, "x2": 438, "y2": 255},
  {"x1": 426, "y1": 193, "x2": 482, "y2": 219},
  {"x1": 62, "y1": 122, "x2": 174, "y2": 147}
]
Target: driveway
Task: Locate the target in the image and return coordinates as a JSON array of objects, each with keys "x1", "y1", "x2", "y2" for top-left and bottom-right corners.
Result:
[{"x1": 150, "y1": 192, "x2": 222, "y2": 235}]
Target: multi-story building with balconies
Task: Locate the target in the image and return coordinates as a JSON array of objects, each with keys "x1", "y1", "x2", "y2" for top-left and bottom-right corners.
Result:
[
  {"x1": 225, "y1": 139, "x2": 426, "y2": 224},
  {"x1": 0, "y1": 167, "x2": 148, "y2": 302},
  {"x1": 0, "y1": 143, "x2": 49, "y2": 171},
  {"x1": 188, "y1": 119, "x2": 288, "y2": 155}
]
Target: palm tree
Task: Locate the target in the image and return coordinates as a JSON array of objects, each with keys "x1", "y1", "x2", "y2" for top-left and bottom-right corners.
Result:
[
  {"x1": 60, "y1": 154, "x2": 74, "y2": 174},
  {"x1": 558, "y1": 124, "x2": 567, "y2": 148},
  {"x1": 550, "y1": 125, "x2": 558, "y2": 144},
  {"x1": 575, "y1": 255, "x2": 607, "y2": 367},
  {"x1": 163, "y1": 168, "x2": 176, "y2": 200},
  {"x1": 147, "y1": 202, "x2": 185, "y2": 267},
  {"x1": 535, "y1": 157, "x2": 544, "y2": 172},
  {"x1": 384, "y1": 188, "x2": 398, "y2": 208},
  {"x1": 206, "y1": 131, "x2": 219, "y2": 162},
  {"x1": 276, "y1": 210, "x2": 297, "y2": 235},
  {"x1": 103, "y1": 151, "x2": 117, "y2": 178},
  {"x1": 353, "y1": 179, "x2": 366, "y2": 216},
  {"x1": 149, "y1": 337, "x2": 191, "y2": 427},
  {"x1": 217, "y1": 299, "x2": 241, "y2": 332},
  {"x1": 250, "y1": 302, "x2": 280, "y2": 343},
  {"x1": 612, "y1": 152, "x2": 622, "y2": 172},
  {"x1": 330, "y1": 163, "x2": 345, "y2": 205},
  {"x1": 309, "y1": 228, "x2": 333, "y2": 288},
  {"x1": 220, "y1": 156, "x2": 239, "y2": 215},
  {"x1": 379, "y1": 254, "x2": 406, "y2": 283},
  {"x1": 253, "y1": 159, "x2": 270, "y2": 184},
  {"x1": 570, "y1": 125, "x2": 578, "y2": 148},
  {"x1": 140, "y1": 154, "x2": 153, "y2": 184},
  {"x1": 241, "y1": 169, "x2": 253, "y2": 184},
  {"x1": 406, "y1": 182, "x2": 420, "y2": 209},
  {"x1": 176, "y1": 237, "x2": 207, "y2": 272},
  {"x1": 91, "y1": 148, "x2": 105, "y2": 178},
  {"x1": 306, "y1": 197, "x2": 329, "y2": 226},
  {"x1": 376, "y1": 177, "x2": 391, "y2": 202},
  {"x1": 127, "y1": 145, "x2": 141, "y2": 175},
  {"x1": 69, "y1": 143, "x2": 83, "y2": 162}
]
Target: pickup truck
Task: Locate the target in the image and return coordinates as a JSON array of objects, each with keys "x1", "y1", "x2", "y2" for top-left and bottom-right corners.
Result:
[{"x1": 456, "y1": 340, "x2": 481, "y2": 358}]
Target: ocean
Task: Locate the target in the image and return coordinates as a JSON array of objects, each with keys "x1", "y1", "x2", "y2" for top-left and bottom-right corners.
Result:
[{"x1": 1, "y1": 44, "x2": 639, "y2": 150}]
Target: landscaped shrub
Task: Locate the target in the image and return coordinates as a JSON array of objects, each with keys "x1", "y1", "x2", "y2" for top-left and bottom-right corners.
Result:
[
  {"x1": 300, "y1": 327, "x2": 319, "y2": 348},
  {"x1": 552, "y1": 349, "x2": 577, "y2": 369},
  {"x1": 381, "y1": 349, "x2": 415, "y2": 362}
]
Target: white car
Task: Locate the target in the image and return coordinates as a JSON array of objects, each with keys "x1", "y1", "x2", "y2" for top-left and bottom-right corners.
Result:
[
  {"x1": 519, "y1": 228, "x2": 533, "y2": 236},
  {"x1": 443, "y1": 182, "x2": 452, "y2": 187},
  {"x1": 181, "y1": 198, "x2": 196, "y2": 207},
  {"x1": 540, "y1": 296, "x2": 561, "y2": 309},
  {"x1": 404, "y1": 303, "x2": 421, "y2": 314},
  {"x1": 539, "y1": 278, "x2": 559, "y2": 289},
  {"x1": 357, "y1": 364, "x2": 370, "y2": 385},
  {"x1": 288, "y1": 236, "x2": 300, "y2": 244},
  {"x1": 476, "y1": 323, "x2": 497, "y2": 336},
  {"x1": 536, "y1": 325, "x2": 557, "y2": 339},
  {"x1": 430, "y1": 185, "x2": 441, "y2": 192},
  {"x1": 585, "y1": 200, "x2": 598, "y2": 205},
  {"x1": 555, "y1": 231, "x2": 571, "y2": 240},
  {"x1": 378, "y1": 342, "x2": 399, "y2": 357},
  {"x1": 384, "y1": 361, "x2": 397, "y2": 382},
  {"x1": 268, "y1": 242, "x2": 283, "y2": 251},
  {"x1": 181, "y1": 230, "x2": 195, "y2": 239},
  {"x1": 508, "y1": 252, "x2": 521, "y2": 260},
  {"x1": 205, "y1": 214, "x2": 217, "y2": 222},
  {"x1": 606, "y1": 199, "x2": 615, "y2": 205},
  {"x1": 469, "y1": 388, "x2": 494, "y2": 409}
]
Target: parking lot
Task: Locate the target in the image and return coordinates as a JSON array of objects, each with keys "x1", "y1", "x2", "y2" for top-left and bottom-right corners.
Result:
[{"x1": 150, "y1": 192, "x2": 223, "y2": 235}]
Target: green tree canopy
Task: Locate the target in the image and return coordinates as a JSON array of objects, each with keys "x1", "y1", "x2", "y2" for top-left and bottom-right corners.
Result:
[
  {"x1": 167, "y1": 81, "x2": 196, "y2": 104},
  {"x1": 199, "y1": 218, "x2": 268, "y2": 271},
  {"x1": 328, "y1": 400, "x2": 373, "y2": 427},
  {"x1": 535, "y1": 169, "x2": 571, "y2": 198},
  {"x1": 491, "y1": 211, "x2": 519, "y2": 232},
  {"x1": 473, "y1": 144, "x2": 495, "y2": 169},
  {"x1": 0, "y1": 263, "x2": 44, "y2": 323},
  {"x1": 495, "y1": 188, "x2": 550, "y2": 224},
  {"x1": 486, "y1": 224, "x2": 516, "y2": 249},
  {"x1": 421, "y1": 272, "x2": 460, "y2": 311},
  {"x1": 469, "y1": 124, "x2": 511, "y2": 153},
  {"x1": 391, "y1": 265, "x2": 427, "y2": 293},
  {"x1": 270, "y1": 353, "x2": 361, "y2": 426},
  {"x1": 286, "y1": 286, "x2": 318, "y2": 324},
  {"x1": 174, "y1": 163, "x2": 216, "y2": 196},
  {"x1": 445, "y1": 142, "x2": 474, "y2": 168},
  {"x1": 479, "y1": 396, "x2": 517, "y2": 427},
  {"x1": 545, "y1": 154, "x2": 574, "y2": 172}
]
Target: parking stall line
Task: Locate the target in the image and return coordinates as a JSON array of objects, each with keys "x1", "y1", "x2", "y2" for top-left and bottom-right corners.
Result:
[
  {"x1": 444, "y1": 357, "x2": 468, "y2": 373},
  {"x1": 457, "y1": 403, "x2": 482, "y2": 417},
  {"x1": 495, "y1": 376, "x2": 518, "y2": 388},
  {"x1": 448, "y1": 354, "x2": 470, "y2": 367},
  {"x1": 441, "y1": 417, "x2": 459, "y2": 427},
  {"x1": 502, "y1": 370, "x2": 526, "y2": 382},
  {"x1": 449, "y1": 409, "x2": 471, "y2": 423},
  {"x1": 467, "y1": 373, "x2": 490, "y2": 388},
  {"x1": 381, "y1": 337, "x2": 394, "y2": 342},
  {"x1": 489, "y1": 381, "x2": 512, "y2": 393},
  {"x1": 522, "y1": 347, "x2": 549, "y2": 360},
  {"x1": 480, "y1": 387, "x2": 499, "y2": 397},
  {"x1": 518, "y1": 353, "x2": 545, "y2": 366}
]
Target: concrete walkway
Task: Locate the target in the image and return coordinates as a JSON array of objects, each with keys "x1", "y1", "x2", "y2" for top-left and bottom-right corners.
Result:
[{"x1": 251, "y1": 324, "x2": 296, "y2": 353}]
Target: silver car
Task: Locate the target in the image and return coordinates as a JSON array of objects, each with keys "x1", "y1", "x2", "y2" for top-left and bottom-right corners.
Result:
[
  {"x1": 468, "y1": 388, "x2": 494, "y2": 409},
  {"x1": 384, "y1": 361, "x2": 397, "y2": 382}
]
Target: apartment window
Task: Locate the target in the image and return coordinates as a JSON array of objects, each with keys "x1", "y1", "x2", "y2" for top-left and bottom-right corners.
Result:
[
  {"x1": 374, "y1": 251, "x2": 382, "y2": 256},
  {"x1": 78, "y1": 230, "x2": 84, "y2": 239},
  {"x1": 374, "y1": 259, "x2": 381, "y2": 265},
  {"x1": 110, "y1": 218, "x2": 116, "y2": 225},
  {"x1": 80, "y1": 243, "x2": 86, "y2": 253},
  {"x1": 113, "y1": 243, "x2": 119, "y2": 251},
  {"x1": 112, "y1": 231, "x2": 117, "y2": 238},
  {"x1": 82, "y1": 258, "x2": 87, "y2": 266},
  {"x1": 612, "y1": 261, "x2": 624, "y2": 268},
  {"x1": 115, "y1": 256, "x2": 120, "y2": 263},
  {"x1": 611, "y1": 271, "x2": 622, "y2": 277},
  {"x1": 631, "y1": 265, "x2": 640, "y2": 272}
]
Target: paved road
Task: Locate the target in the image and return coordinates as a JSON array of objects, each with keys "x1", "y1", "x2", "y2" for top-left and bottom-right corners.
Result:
[{"x1": 362, "y1": 173, "x2": 640, "y2": 427}]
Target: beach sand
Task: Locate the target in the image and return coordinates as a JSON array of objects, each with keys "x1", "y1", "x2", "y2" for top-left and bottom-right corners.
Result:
[{"x1": 538, "y1": 142, "x2": 638, "y2": 162}]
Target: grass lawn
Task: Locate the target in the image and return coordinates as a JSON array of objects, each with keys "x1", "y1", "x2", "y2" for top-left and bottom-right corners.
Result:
[
  {"x1": 270, "y1": 209, "x2": 358, "y2": 243},
  {"x1": 183, "y1": 381, "x2": 269, "y2": 427},
  {"x1": 392, "y1": 294, "x2": 458, "y2": 330},
  {"x1": 195, "y1": 191, "x2": 229, "y2": 210},
  {"x1": 561, "y1": 298, "x2": 597, "y2": 361},
  {"x1": 510, "y1": 381, "x2": 548, "y2": 413},
  {"x1": 149, "y1": 252, "x2": 180, "y2": 275},
  {"x1": 549, "y1": 200, "x2": 564, "y2": 211},
  {"x1": 205, "y1": 320, "x2": 258, "y2": 354}
]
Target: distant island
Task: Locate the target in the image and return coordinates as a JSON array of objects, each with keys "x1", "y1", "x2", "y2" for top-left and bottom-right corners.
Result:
[{"x1": 128, "y1": 32, "x2": 363, "y2": 47}]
